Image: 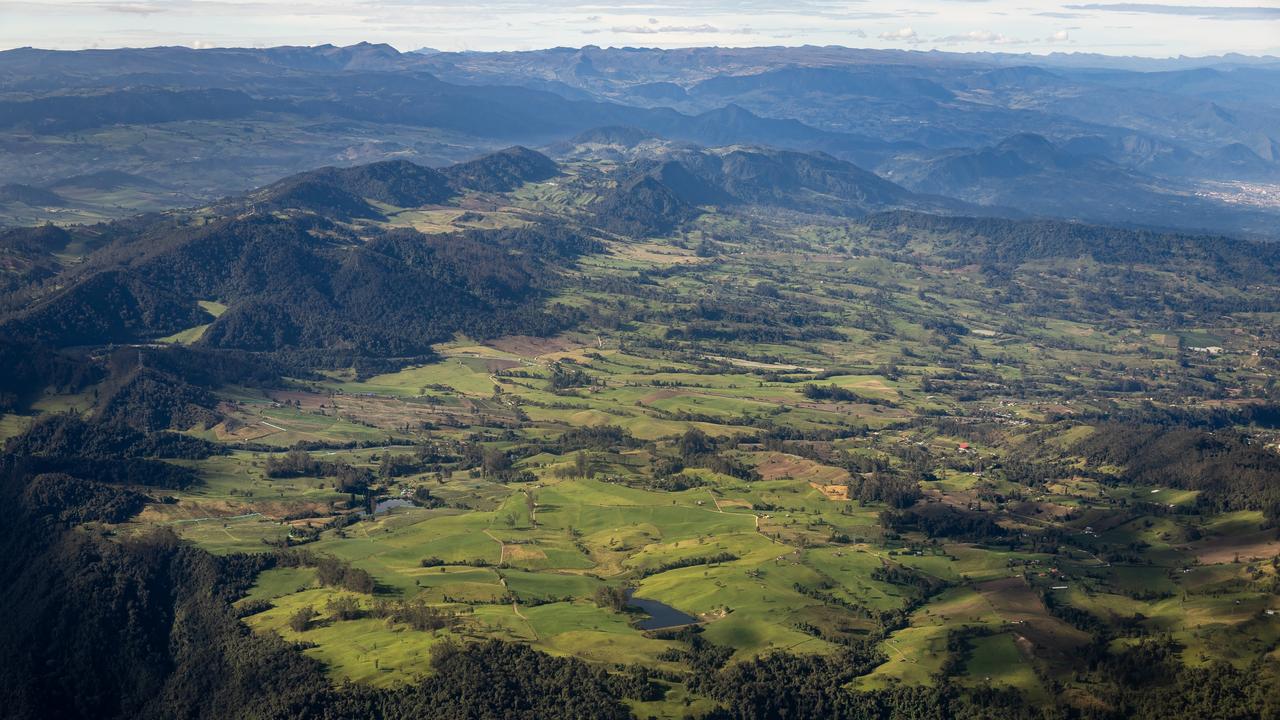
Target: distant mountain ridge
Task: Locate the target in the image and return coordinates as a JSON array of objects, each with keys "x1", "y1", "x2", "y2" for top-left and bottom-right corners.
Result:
[
  {"x1": 881, "y1": 132, "x2": 1280, "y2": 236},
  {"x1": 440, "y1": 146, "x2": 560, "y2": 192},
  {"x1": 251, "y1": 146, "x2": 559, "y2": 219},
  {"x1": 590, "y1": 144, "x2": 972, "y2": 234},
  {"x1": 0, "y1": 184, "x2": 64, "y2": 206},
  {"x1": 0, "y1": 43, "x2": 1277, "y2": 238}
]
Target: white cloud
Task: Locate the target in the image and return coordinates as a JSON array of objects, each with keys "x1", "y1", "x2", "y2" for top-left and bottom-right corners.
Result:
[
  {"x1": 878, "y1": 26, "x2": 919, "y2": 42},
  {"x1": 935, "y1": 28, "x2": 1073, "y2": 45},
  {"x1": 96, "y1": 2, "x2": 167, "y2": 15},
  {"x1": 936, "y1": 30, "x2": 1012, "y2": 43},
  {"x1": 610, "y1": 23, "x2": 720, "y2": 35},
  {"x1": 1066, "y1": 4, "x2": 1280, "y2": 21}
]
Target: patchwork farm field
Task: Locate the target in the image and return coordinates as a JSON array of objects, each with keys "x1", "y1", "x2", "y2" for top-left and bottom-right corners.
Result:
[
  {"x1": 78, "y1": 205, "x2": 1272, "y2": 716},
  {"x1": 19, "y1": 181, "x2": 1279, "y2": 717}
]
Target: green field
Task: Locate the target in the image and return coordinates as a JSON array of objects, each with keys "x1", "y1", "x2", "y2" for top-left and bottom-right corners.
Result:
[{"x1": 27, "y1": 175, "x2": 1278, "y2": 716}]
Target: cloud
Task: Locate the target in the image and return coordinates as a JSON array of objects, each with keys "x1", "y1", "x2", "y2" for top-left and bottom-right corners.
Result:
[
  {"x1": 1065, "y1": 4, "x2": 1280, "y2": 20},
  {"x1": 609, "y1": 23, "x2": 720, "y2": 34},
  {"x1": 95, "y1": 2, "x2": 167, "y2": 14},
  {"x1": 878, "y1": 26, "x2": 919, "y2": 42},
  {"x1": 935, "y1": 29, "x2": 1009, "y2": 43},
  {"x1": 934, "y1": 28, "x2": 1072, "y2": 45},
  {"x1": 934, "y1": 29, "x2": 1030, "y2": 44}
]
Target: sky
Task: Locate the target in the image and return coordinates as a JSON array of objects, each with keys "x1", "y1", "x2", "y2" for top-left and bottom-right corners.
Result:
[{"x1": 1, "y1": 0, "x2": 1277, "y2": 57}]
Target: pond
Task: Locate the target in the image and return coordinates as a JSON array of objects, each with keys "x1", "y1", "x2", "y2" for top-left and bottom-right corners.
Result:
[
  {"x1": 371, "y1": 498, "x2": 415, "y2": 515},
  {"x1": 626, "y1": 589, "x2": 698, "y2": 630}
]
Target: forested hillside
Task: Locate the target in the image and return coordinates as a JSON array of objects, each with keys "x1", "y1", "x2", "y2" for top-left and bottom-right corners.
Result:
[{"x1": 1, "y1": 95, "x2": 1279, "y2": 720}]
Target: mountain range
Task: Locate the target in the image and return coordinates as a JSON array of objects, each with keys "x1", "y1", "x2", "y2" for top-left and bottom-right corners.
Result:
[{"x1": 0, "y1": 42, "x2": 1277, "y2": 238}]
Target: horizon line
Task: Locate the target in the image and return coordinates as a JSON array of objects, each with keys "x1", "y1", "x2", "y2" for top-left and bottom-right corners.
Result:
[{"x1": 1, "y1": 41, "x2": 1278, "y2": 63}]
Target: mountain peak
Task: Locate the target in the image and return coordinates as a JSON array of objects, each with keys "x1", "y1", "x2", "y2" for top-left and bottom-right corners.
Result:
[{"x1": 441, "y1": 146, "x2": 559, "y2": 192}]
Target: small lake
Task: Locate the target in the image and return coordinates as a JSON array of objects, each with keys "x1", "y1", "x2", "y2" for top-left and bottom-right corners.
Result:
[
  {"x1": 371, "y1": 498, "x2": 415, "y2": 515},
  {"x1": 626, "y1": 590, "x2": 698, "y2": 630}
]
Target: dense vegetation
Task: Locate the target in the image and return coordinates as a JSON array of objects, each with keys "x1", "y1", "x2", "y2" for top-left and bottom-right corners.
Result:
[{"x1": 2, "y1": 141, "x2": 1279, "y2": 720}]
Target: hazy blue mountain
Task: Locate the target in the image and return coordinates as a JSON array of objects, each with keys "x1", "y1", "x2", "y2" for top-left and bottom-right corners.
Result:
[
  {"x1": 0, "y1": 43, "x2": 1276, "y2": 238},
  {"x1": 882, "y1": 133, "x2": 1278, "y2": 236},
  {"x1": 0, "y1": 184, "x2": 65, "y2": 206}
]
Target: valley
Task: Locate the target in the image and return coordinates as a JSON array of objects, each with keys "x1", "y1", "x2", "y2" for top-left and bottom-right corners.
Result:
[
  {"x1": 3, "y1": 144, "x2": 1278, "y2": 718},
  {"x1": 1, "y1": 40, "x2": 1279, "y2": 720}
]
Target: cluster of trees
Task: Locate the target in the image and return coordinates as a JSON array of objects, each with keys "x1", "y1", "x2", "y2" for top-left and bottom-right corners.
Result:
[
  {"x1": 657, "y1": 626, "x2": 735, "y2": 675},
  {"x1": 458, "y1": 223, "x2": 602, "y2": 258},
  {"x1": 93, "y1": 365, "x2": 222, "y2": 431},
  {"x1": 847, "y1": 472, "x2": 921, "y2": 509},
  {"x1": 591, "y1": 174, "x2": 697, "y2": 236},
  {"x1": 593, "y1": 585, "x2": 631, "y2": 612},
  {"x1": 879, "y1": 506, "x2": 1008, "y2": 542},
  {"x1": 1076, "y1": 423, "x2": 1280, "y2": 524},
  {"x1": 686, "y1": 641, "x2": 1045, "y2": 720},
  {"x1": 0, "y1": 338, "x2": 98, "y2": 411},
  {"x1": 667, "y1": 317, "x2": 843, "y2": 344},
  {"x1": 636, "y1": 552, "x2": 739, "y2": 579},
  {"x1": 1082, "y1": 636, "x2": 1280, "y2": 718},
  {"x1": 313, "y1": 556, "x2": 375, "y2": 594},
  {"x1": 660, "y1": 428, "x2": 761, "y2": 482},
  {"x1": 264, "y1": 448, "x2": 373, "y2": 493},
  {"x1": 264, "y1": 448, "x2": 338, "y2": 478},
  {"x1": 3, "y1": 449, "x2": 1278, "y2": 719},
  {"x1": 438, "y1": 147, "x2": 560, "y2": 193},
  {"x1": 377, "y1": 452, "x2": 422, "y2": 480},
  {"x1": 549, "y1": 425, "x2": 640, "y2": 454},
  {"x1": 4, "y1": 414, "x2": 204, "y2": 490},
  {"x1": 629, "y1": 468, "x2": 708, "y2": 492},
  {"x1": 6, "y1": 413, "x2": 221, "y2": 461},
  {"x1": 801, "y1": 383, "x2": 861, "y2": 402},
  {"x1": 866, "y1": 211, "x2": 1280, "y2": 277},
  {"x1": 0, "y1": 459, "x2": 331, "y2": 720},
  {"x1": 1, "y1": 269, "x2": 211, "y2": 347},
  {"x1": 288, "y1": 595, "x2": 455, "y2": 632},
  {"x1": 375, "y1": 598, "x2": 453, "y2": 632},
  {"x1": 19, "y1": 471, "x2": 148, "y2": 525},
  {"x1": 547, "y1": 363, "x2": 595, "y2": 391},
  {"x1": 868, "y1": 563, "x2": 946, "y2": 599},
  {"x1": 1, "y1": 207, "x2": 601, "y2": 365}
]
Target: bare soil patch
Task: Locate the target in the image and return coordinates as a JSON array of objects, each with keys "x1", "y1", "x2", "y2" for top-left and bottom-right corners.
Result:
[
  {"x1": 487, "y1": 335, "x2": 583, "y2": 358},
  {"x1": 503, "y1": 544, "x2": 548, "y2": 562},
  {"x1": 977, "y1": 577, "x2": 1090, "y2": 665},
  {"x1": 1192, "y1": 530, "x2": 1280, "y2": 564},
  {"x1": 754, "y1": 452, "x2": 851, "y2": 485}
]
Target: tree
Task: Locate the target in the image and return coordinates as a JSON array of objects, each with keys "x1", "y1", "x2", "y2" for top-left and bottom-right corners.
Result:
[
  {"x1": 678, "y1": 427, "x2": 714, "y2": 460},
  {"x1": 326, "y1": 595, "x2": 362, "y2": 621},
  {"x1": 593, "y1": 585, "x2": 629, "y2": 612},
  {"x1": 482, "y1": 448, "x2": 511, "y2": 477},
  {"x1": 525, "y1": 491, "x2": 537, "y2": 527},
  {"x1": 288, "y1": 605, "x2": 316, "y2": 632}
]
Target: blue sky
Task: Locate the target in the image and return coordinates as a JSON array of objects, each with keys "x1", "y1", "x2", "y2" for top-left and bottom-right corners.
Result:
[{"x1": 1, "y1": 0, "x2": 1277, "y2": 56}]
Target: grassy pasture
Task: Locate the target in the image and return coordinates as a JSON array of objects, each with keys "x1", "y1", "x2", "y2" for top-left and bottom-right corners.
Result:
[{"x1": 89, "y1": 197, "x2": 1280, "y2": 704}]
